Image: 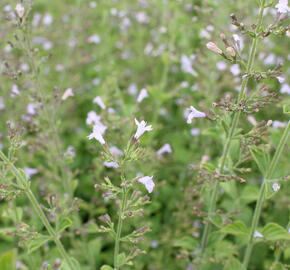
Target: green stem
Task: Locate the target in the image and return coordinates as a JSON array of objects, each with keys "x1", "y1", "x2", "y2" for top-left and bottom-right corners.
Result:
[
  {"x1": 201, "y1": 0, "x2": 266, "y2": 251},
  {"x1": 0, "y1": 151, "x2": 76, "y2": 270},
  {"x1": 114, "y1": 187, "x2": 128, "y2": 269},
  {"x1": 243, "y1": 120, "x2": 290, "y2": 269}
]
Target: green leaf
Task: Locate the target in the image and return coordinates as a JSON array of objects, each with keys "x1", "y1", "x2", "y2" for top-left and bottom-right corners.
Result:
[
  {"x1": 223, "y1": 258, "x2": 243, "y2": 270},
  {"x1": 61, "y1": 257, "x2": 81, "y2": 270},
  {"x1": 0, "y1": 250, "x2": 16, "y2": 270},
  {"x1": 26, "y1": 235, "x2": 52, "y2": 254},
  {"x1": 173, "y1": 236, "x2": 198, "y2": 250},
  {"x1": 221, "y1": 221, "x2": 250, "y2": 236},
  {"x1": 116, "y1": 253, "x2": 127, "y2": 268},
  {"x1": 250, "y1": 146, "x2": 270, "y2": 176},
  {"x1": 100, "y1": 266, "x2": 114, "y2": 270},
  {"x1": 57, "y1": 217, "x2": 73, "y2": 233},
  {"x1": 261, "y1": 223, "x2": 290, "y2": 241},
  {"x1": 240, "y1": 185, "x2": 259, "y2": 204}
]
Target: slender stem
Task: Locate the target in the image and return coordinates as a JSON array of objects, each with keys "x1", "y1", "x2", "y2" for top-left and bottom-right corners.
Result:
[
  {"x1": 201, "y1": 0, "x2": 266, "y2": 251},
  {"x1": 243, "y1": 121, "x2": 290, "y2": 269},
  {"x1": 114, "y1": 187, "x2": 128, "y2": 269},
  {"x1": 0, "y1": 151, "x2": 75, "y2": 270}
]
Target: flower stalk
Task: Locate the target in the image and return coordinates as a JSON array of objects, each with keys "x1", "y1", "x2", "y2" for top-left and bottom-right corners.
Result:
[
  {"x1": 201, "y1": 0, "x2": 267, "y2": 251},
  {"x1": 242, "y1": 120, "x2": 290, "y2": 269},
  {"x1": 0, "y1": 150, "x2": 76, "y2": 270}
]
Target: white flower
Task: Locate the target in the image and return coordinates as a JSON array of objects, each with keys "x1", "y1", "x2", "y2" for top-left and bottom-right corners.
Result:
[
  {"x1": 0, "y1": 97, "x2": 5, "y2": 110},
  {"x1": 186, "y1": 106, "x2": 206, "y2": 124},
  {"x1": 86, "y1": 111, "x2": 107, "y2": 135},
  {"x1": 15, "y1": 3, "x2": 25, "y2": 18},
  {"x1": 88, "y1": 34, "x2": 101, "y2": 44},
  {"x1": 11, "y1": 84, "x2": 20, "y2": 98},
  {"x1": 272, "y1": 120, "x2": 287, "y2": 129},
  {"x1": 181, "y1": 54, "x2": 197, "y2": 76},
  {"x1": 206, "y1": 42, "x2": 223, "y2": 54},
  {"x1": 272, "y1": 183, "x2": 280, "y2": 192},
  {"x1": 216, "y1": 61, "x2": 227, "y2": 71},
  {"x1": 27, "y1": 103, "x2": 39, "y2": 115},
  {"x1": 103, "y1": 161, "x2": 119, "y2": 168},
  {"x1": 128, "y1": 83, "x2": 138, "y2": 96},
  {"x1": 232, "y1": 34, "x2": 240, "y2": 43},
  {"x1": 43, "y1": 13, "x2": 53, "y2": 25},
  {"x1": 276, "y1": 76, "x2": 285, "y2": 83},
  {"x1": 275, "y1": 0, "x2": 290, "y2": 13},
  {"x1": 62, "y1": 88, "x2": 74, "y2": 100},
  {"x1": 230, "y1": 64, "x2": 241, "y2": 76},
  {"x1": 109, "y1": 146, "x2": 124, "y2": 157},
  {"x1": 23, "y1": 168, "x2": 38, "y2": 179},
  {"x1": 253, "y1": 231, "x2": 263, "y2": 238},
  {"x1": 190, "y1": 128, "x2": 200, "y2": 136},
  {"x1": 156, "y1": 144, "x2": 172, "y2": 155},
  {"x1": 137, "y1": 176, "x2": 155, "y2": 193},
  {"x1": 136, "y1": 88, "x2": 148, "y2": 103},
  {"x1": 134, "y1": 119, "x2": 153, "y2": 139},
  {"x1": 280, "y1": 84, "x2": 290, "y2": 94},
  {"x1": 247, "y1": 116, "x2": 257, "y2": 126},
  {"x1": 93, "y1": 96, "x2": 106, "y2": 109},
  {"x1": 87, "y1": 124, "x2": 106, "y2": 145}
]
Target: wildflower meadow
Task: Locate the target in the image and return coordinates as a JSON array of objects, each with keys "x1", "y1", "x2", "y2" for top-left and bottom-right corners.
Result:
[{"x1": 0, "y1": 0, "x2": 290, "y2": 269}]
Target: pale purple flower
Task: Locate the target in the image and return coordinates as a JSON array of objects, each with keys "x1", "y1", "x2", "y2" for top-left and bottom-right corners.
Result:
[
  {"x1": 136, "y1": 88, "x2": 148, "y2": 103},
  {"x1": 15, "y1": 4, "x2": 25, "y2": 18},
  {"x1": 103, "y1": 161, "x2": 119, "y2": 168},
  {"x1": 230, "y1": 64, "x2": 241, "y2": 76},
  {"x1": 62, "y1": 88, "x2": 74, "y2": 100},
  {"x1": 27, "y1": 103, "x2": 39, "y2": 115},
  {"x1": 272, "y1": 183, "x2": 280, "y2": 192},
  {"x1": 190, "y1": 128, "x2": 200, "y2": 136},
  {"x1": 281, "y1": 84, "x2": 290, "y2": 94},
  {"x1": 137, "y1": 176, "x2": 155, "y2": 193},
  {"x1": 87, "y1": 124, "x2": 106, "y2": 145},
  {"x1": 272, "y1": 120, "x2": 287, "y2": 129},
  {"x1": 276, "y1": 76, "x2": 285, "y2": 83},
  {"x1": 23, "y1": 168, "x2": 38, "y2": 179},
  {"x1": 128, "y1": 83, "x2": 138, "y2": 96},
  {"x1": 216, "y1": 61, "x2": 227, "y2": 71},
  {"x1": 275, "y1": 0, "x2": 290, "y2": 13},
  {"x1": 134, "y1": 119, "x2": 153, "y2": 139},
  {"x1": 0, "y1": 97, "x2": 5, "y2": 110},
  {"x1": 86, "y1": 111, "x2": 107, "y2": 135},
  {"x1": 109, "y1": 146, "x2": 124, "y2": 157},
  {"x1": 156, "y1": 144, "x2": 172, "y2": 155},
  {"x1": 43, "y1": 13, "x2": 53, "y2": 25},
  {"x1": 93, "y1": 96, "x2": 106, "y2": 109},
  {"x1": 181, "y1": 54, "x2": 197, "y2": 76},
  {"x1": 88, "y1": 34, "x2": 101, "y2": 44},
  {"x1": 253, "y1": 231, "x2": 263, "y2": 238},
  {"x1": 11, "y1": 84, "x2": 20, "y2": 97},
  {"x1": 186, "y1": 106, "x2": 206, "y2": 124}
]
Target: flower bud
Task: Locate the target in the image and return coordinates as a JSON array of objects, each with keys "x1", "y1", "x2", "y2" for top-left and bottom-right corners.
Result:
[
  {"x1": 226, "y1": 46, "x2": 236, "y2": 57},
  {"x1": 15, "y1": 4, "x2": 25, "y2": 18},
  {"x1": 206, "y1": 42, "x2": 223, "y2": 55}
]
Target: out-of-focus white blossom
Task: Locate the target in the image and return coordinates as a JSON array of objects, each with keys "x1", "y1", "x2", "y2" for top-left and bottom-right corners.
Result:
[
  {"x1": 190, "y1": 128, "x2": 200, "y2": 136},
  {"x1": 86, "y1": 111, "x2": 107, "y2": 134},
  {"x1": 43, "y1": 13, "x2": 53, "y2": 25},
  {"x1": 253, "y1": 231, "x2": 263, "y2": 238},
  {"x1": 93, "y1": 96, "x2": 106, "y2": 109},
  {"x1": 23, "y1": 168, "x2": 38, "y2": 179},
  {"x1": 280, "y1": 84, "x2": 290, "y2": 94},
  {"x1": 276, "y1": 76, "x2": 285, "y2": 83},
  {"x1": 181, "y1": 54, "x2": 197, "y2": 76},
  {"x1": 11, "y1": 84, "x2": 20, "y2": 97},
  {"x1": 27, "y1": 103, "x2": 39, "y2": 115},
  {"x1": 275, "y1": 0, "x2": 290, "y2": 13},
  {"x1": 134, "y1": 119, "x2": 153, "y2": 139},
  {"x1": 87, "y1": 124, "x2": 106, "y2": 145},
  {"x1": 103, "y1": 161, "x2": 119, "y2": 168},
  {"x1": 15, "y1": 4, "x2": 25, "y2": 18},
  {"x1": 136, "y1": 88, "x2": 148, "y2": 103},
  {"x1": 137, "y1": 176, "x2": 155, "y2": 193},
  {"x1": 272, "y1": 183, "x2": 280, "y2": 192},
  {"x1": 186, "y1": 106, "x2": 206, "y2": 124},
  {"x1": 88, "y1": 34, "x2": 101, "y2": 44},
  {"x1": 230, "y1": 64, "x2": 241, "y2": 76},
  {"x1": 156, "y1": 144, "x2": 172, "y2": 155},
  {"x1": 0, "y1": 97, "x2": 5, "y2": 110},
  {"x1": 109, "y1": 146, "x2": 124, "y2": 157},
  {"x1": 272, "y1": 120, "x2": 287, "y2": 129},
  {"x1": 62, "y1": 88, "x2": 74, "y2": 100}
]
